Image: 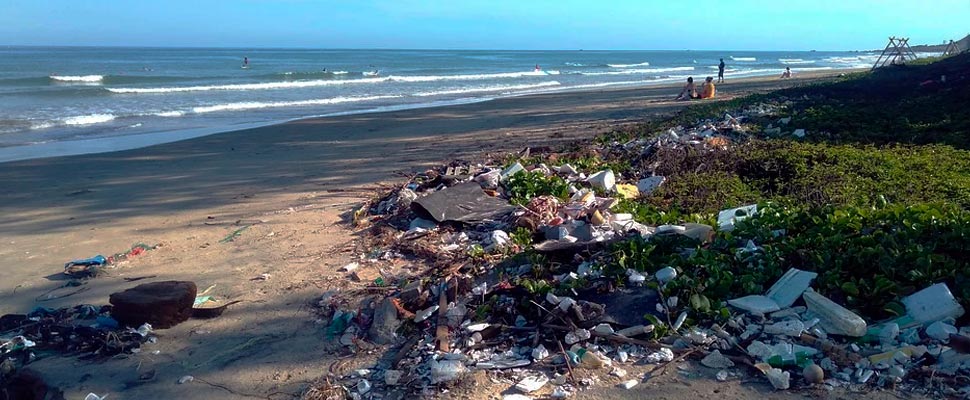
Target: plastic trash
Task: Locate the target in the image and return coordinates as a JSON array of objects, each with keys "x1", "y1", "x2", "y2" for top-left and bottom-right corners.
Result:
[
  {"x1": 384, "y1": 369, "x2": 403, "y2": 386},
  {"x1": 728, "y1": 295, "x2": 781, "y2": 315},
  {"x1": 515, "y1": 375, "x2": 549, "y2": 393},
  {"x1": 645, "y1": 348, "x2": 675, "y2": 363},
  {"x1": 178, "y1": 375, "x2": 194, "y2": 384},
  {"x1": 430, "y1": 359, "x2": 466, "y2": 383},
  {"x1": 717, "y1": 204, "x2": 758, "y2": 231},
  {"x1": 412, "y1": 182, "x2": 517, "y2": 223},
  {"x1": 764, "y1": 367, "x2": 790, "y2": 390},
  {"x1": 803, "y1": 290, "x2": 867, "y2": 337},
  {"x1": 485, "y1": 230, "x2": 511, "y2": 252},
  {"x1": 565, "y1": 329, "x2": 591, "y2": 345},
  {"x1": 616, "y1": 324, "x2": 654, "y2": 337},
  {"x1": 863, "y1": 322, "x2": 900, "y2": 344},
  {"x1": 655, "y1": 266, "x2": 677, "y2": 284},
  {"x1": 501, "y1": 162, "x2": 525, "y2": 180},
  {"x1": 925, "y1": 321, "x2": 958, "y2": 341},
  {"x1": 636, "y1": 176, "x2": 666, "y2": 195},
  {"x1": 559, "y1": 164, "x2": 578, "y2": 175},
  {"x1": 84, "y1": 394, "x2": 107, "y2": 400},
  {"x1": 532, "y1": 344, "x2": 550, "y2": 360},
  {"x1": 765, "y1": 268, "x2": 818, "y2": 308},
  {"x1": 701, "y1": 350, "x2": 736, "y2": 368},
  {"x1": 592, "y1": 323, "x2": 615, "y2": 335},
  {"x1": 356, "y1": 379, "x2": 372, "y2": 394},
  {"x1": 619, "y1": 379, "x2": 639, "y2": 389},
  {"x1": 615, "y1": 184, "x2": 639, "y2": 199},
  {"x1": 764, "y1": 320, "x2": 805, "y2": 336},
  {"x1": 587, "y1": 170, "x2": 616, "y2": 192},
  {"x1": 414, "y1": 305, "x2": 439, "y2": 322},
  {"x1": 899, "y1": 283, "x2": 965, "y2": 327}
]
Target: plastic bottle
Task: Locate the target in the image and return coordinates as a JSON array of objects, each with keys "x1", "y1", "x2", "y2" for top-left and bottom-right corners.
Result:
[
  {"x1": 767, "y1": 352, "x2": 813, "y2": 368},
  {"x1": 802, "y1": 290, "x2": 867, "y2": 337}
]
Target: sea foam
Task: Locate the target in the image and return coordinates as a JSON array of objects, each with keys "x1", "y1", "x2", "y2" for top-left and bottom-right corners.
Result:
[
  {"x1": 107, "y1": 77, "x2": 390, "y2": 93},
  {"x1": 582, "y1": 66, "x2": 694, "y2": 76},
  {"x1": 607, "y1": 62, "x2": 651, "y2": 68},
  {"x1": 62, "y1": 114, "x2": 116, "y2": 125},
  {"x1": 414, "y1": 81, "x2": 561, "y2": 97},
  {"x1": 779, "y1": 58, "x2": 816, "y2": 64},
  {"x1": 50, "y1": 75, "x2": 104, "y2": 83}
]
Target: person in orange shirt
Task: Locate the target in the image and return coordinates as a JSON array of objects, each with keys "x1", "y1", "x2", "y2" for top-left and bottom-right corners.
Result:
[{"x1": 700, "y1": 76, "x2": 716, "y2": 99}]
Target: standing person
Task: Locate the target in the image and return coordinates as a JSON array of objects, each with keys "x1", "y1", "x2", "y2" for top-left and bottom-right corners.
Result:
[
  {"x1": 700, "y1": 76, "x2": 716, "y2": 99},
  {"x1": 717, "y1": 58, "x2": 725, "y2": 83}
]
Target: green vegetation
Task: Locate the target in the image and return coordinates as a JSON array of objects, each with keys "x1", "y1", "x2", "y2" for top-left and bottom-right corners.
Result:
[
  {"x1": 608, "y1": 202, "x2": 970, "y2": 320},
  {"x1": 503, "y1": 170, "x2": 571, "y2": 205},
  {"x1": 641, "y1": 141, "x2": 970, "y2": 213}
]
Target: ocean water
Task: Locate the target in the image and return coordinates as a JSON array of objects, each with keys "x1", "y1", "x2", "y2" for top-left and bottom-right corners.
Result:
[{"x1": 0, "y1": 47, "x2": 888, "y2": 149}]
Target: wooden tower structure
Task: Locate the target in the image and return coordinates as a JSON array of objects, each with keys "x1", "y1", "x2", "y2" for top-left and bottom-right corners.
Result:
[{"x1": 872, "y1": 37, "x2": 918, "y2": 70}]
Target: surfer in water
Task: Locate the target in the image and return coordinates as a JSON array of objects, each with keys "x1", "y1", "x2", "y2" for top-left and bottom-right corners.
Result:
[
  {"x1": 243, "y1": 57, "x2": 249, "y2": 69},
  {"x1": 535, "y1": 64, "x2": 541, "y2": 72}
]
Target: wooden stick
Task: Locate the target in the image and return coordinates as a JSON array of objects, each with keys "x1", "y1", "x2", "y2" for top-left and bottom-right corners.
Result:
[
  {"x1": 435, "y1": 280, "x2": 451, "y2": 352},
  {"x1": 557, "y1": 339, "x2": 577, "y2": 385},
  {"x1": 391, "y1": 334, "x2": 422, "y2": 368}
]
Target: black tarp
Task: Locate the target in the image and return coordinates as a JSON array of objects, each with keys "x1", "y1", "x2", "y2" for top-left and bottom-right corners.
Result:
[{"x1": 411, "y1": 182, "x2": 517, "y2": 224}]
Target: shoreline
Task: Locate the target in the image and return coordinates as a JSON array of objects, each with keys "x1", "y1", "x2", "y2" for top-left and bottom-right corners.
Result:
[{"x1": 0, "y1": 69, "x2": 856, "y2": 163}]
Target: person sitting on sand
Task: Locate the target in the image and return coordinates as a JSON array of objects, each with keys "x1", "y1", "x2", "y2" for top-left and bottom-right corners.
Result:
[
  {"x1": 676, "y1": 77, "x2": 697, "y2": 100},
  {"x1": 780, "y1": 67, "x2": 792, "y2": 79},
  {"x1": 699, "y1": 76, "x2": 716, "y2": 99}
]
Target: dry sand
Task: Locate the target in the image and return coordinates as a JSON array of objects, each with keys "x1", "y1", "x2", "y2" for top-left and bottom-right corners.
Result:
[{"x1": 1, "y1": 71, "x2": 896, "y2": 399}]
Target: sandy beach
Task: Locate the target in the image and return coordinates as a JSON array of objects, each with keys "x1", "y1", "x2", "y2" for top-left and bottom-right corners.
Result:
[{"x1": 0, "y1": 71, "x2": 864, "y2": 399}]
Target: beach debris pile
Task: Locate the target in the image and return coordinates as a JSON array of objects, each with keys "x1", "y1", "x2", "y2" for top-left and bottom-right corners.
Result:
[
  {"x1": 311, "y1": 103, "x2": 970, "y2": 399},
  {"x1": 0, "y1": 304, "x2": 157, "y2": 394},
  {"x1": 1, "y1": 280, "x2": 238, "y2": 395}
]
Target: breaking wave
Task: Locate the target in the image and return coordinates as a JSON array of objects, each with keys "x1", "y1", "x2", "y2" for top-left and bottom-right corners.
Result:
[{"x1": 50, "y1": 75, "x2": 104, "y2": 83}]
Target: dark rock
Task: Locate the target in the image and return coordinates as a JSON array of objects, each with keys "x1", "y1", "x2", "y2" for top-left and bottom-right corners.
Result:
[
  {"x1": 109, "y1": 281, "x2": 196, "y2": 329},
  {"x1": 368, "y1": 298, "x2": 402, "y2": 345}
]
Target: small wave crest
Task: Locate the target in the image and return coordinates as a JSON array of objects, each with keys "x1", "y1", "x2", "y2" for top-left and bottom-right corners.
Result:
[
  {"x1": 582, "y1": 66, "x2": 694, "y2": 76},
  {"x1": 62, "y1": 114, "x2": 116, "y2": 126},
  {"x1": 108, "y1": 77, "x2": 390, "y2": 93},
  {"x1": 191, "y1": 95, "x2": 400, "y2": 114},
  {"x1": 607, "y1": 62, "x2": 651, "y2": 68},
  {"x1": 153, "y1": 111, "x2": 186, "y2": 117},
  {"x1": 779, "y1": 58, "x2": 815, "y2": 65},
  {"x1": 414, "y1": 81, "x2": 561, "y2": 97},
  {"x1": 386, "y1": 70, "x2": 553, "y2": 82},
  {"x1": 730, "y1": 57, "x2": 757, "y2": 62},
  {"x1": 50, "y1": 75, "x2": 104, "y2": 83}
]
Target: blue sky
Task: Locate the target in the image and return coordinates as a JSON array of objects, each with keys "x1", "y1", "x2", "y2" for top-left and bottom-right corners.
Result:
[{"x1": 2, "y1": 0, "x2": 968, "y2": 50}]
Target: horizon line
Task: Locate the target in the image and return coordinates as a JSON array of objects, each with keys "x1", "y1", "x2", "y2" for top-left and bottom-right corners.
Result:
[{"x1": 0, "y1": 44, "x2": 876, "y2": 52}]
